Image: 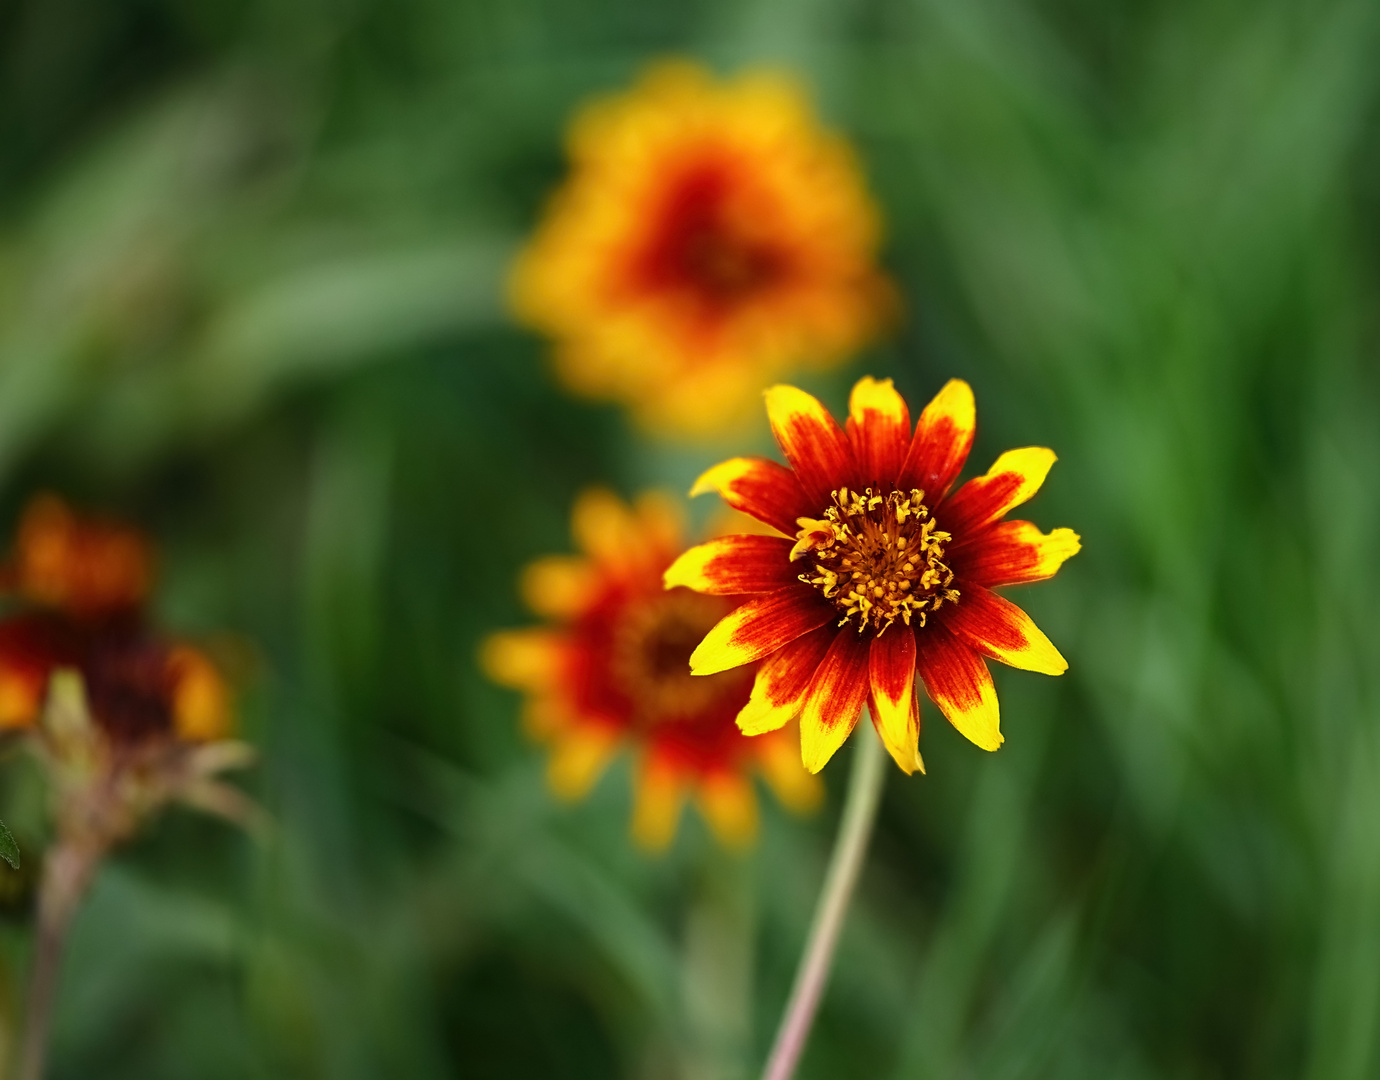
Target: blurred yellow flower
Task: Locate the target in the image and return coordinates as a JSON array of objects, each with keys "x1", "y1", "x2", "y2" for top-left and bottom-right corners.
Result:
[
  {"x1": 511, "y1": 61, "x2": 894, "y2": 435},
  {"x1": 483, "y1": 489, "x2": 821, "y2": 852}
]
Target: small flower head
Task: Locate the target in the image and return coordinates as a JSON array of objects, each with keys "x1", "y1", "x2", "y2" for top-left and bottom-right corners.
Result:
[
  {"x1": 666, "y1": 377, "x2": 1080, "y2": 774},
  {"x1": 0, "y1": 496, "x2": 250, "y2": 851},
  {"x1": 483, "y1": 489, "x2": 820, "y2": 851},
  {"x1": 511, "y1": 61, "x2": 894, "y2": 435},
  {"x1": 6, "y1": 494, "x2": 151, "y2": 619}
]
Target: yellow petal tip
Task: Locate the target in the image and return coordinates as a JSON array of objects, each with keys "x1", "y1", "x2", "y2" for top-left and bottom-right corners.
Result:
[
  {"x1": 931, "y1": 378, "x2": 975, "y2": 415},
  {"x1": 687, "y1": 640, "x2": 731, "y2": 677},
  {"x1": 848, "y1": 374, "x2": 895, "y2": 402},
  {"x1": 689, "y1": 458, "x2": 744, "y2": 499},
  {"x1": 662, "y1": 545, "x2": 709, "y2": 591}
]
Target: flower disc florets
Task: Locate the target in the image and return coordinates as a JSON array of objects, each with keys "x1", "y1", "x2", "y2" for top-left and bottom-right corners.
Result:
[
  {"x1": 610, "y1": 589, "x2": 748, "y2": 724},
  {"x1": 790, "y1": 486, "x2": 958, "y2": 634}
]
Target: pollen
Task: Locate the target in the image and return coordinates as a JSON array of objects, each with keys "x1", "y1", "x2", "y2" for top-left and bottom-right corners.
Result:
[{"x1": 792, "y1": 487, "x2": 959, "y2": 634}]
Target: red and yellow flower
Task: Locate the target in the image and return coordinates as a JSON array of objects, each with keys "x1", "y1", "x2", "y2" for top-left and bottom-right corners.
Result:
[
  {"x1": 0, "y1": 495, "x2": 248, "y2": 851},
  {"x1": 483, "y1": 489, "x2": 821, "y2": 851},
  {"x1": 510, "y1": 61, "x2": 893, "y2": 435},
  {"x1": 0, "y1": 495, "x2": 229, "y2": 743},
  {"x1": 666, "y1": 377, "x2": 1079, "y2": 774}
]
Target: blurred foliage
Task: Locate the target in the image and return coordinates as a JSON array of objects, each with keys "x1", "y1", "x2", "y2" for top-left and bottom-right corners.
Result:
[{"x1": 1, "y1": 0, "x2": 1380, "y2": 1077}]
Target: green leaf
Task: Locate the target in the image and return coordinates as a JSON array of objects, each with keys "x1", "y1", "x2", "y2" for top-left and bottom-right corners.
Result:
[{"x1": 0, "y1": 820, "x2": 18, "y2": 870}]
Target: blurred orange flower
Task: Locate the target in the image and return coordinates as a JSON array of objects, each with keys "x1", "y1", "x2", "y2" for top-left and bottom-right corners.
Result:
[
  {"x1": 0, "y1": 495, "x2": 229, "y2": 745},
  {"x1": 0, "y1": 495, "x2": 250, "y2": 854},
  {"x1": 483, "y1": 489, "x2": 821, "y2": 851},
  {"x1": 666, "y1": 376, "x2": 1080, "y2": 774},
  {"x1": 511, "y1": 61, "x2": 893, "y2": 435}
]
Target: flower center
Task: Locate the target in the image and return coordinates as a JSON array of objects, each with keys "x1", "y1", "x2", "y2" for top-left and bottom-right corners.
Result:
[
  {"x1": 633, "y1": 158, "x2": 785, "y2": 307},
  {"x1": 791, "y1": 487, "x2": 959, "y2": 634},
  {"x1": 611, "y1": 589, "x2": 748, "y2": 722}
]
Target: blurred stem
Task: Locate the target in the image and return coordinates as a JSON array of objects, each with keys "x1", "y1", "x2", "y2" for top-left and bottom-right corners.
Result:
[
  {"x1": 0, "y1": 945, "x2": 17, "y2": 1080},
  {"x1": 17, "y1": 838, "x2": 101, "y2": 1080},
  {"x1": 682, "y1": 847, "x2": 755, "y2": 1080},
  {"x1": 761, "y1": 721, "x2": 886, "y2": 1080}
]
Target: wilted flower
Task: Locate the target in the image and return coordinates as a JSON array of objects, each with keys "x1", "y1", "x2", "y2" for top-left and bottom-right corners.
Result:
[
  {"x1": 483, "y1": 489, "x2": 820, "y2": 851},
  {"x1": 511, "y1": 61, "x2": 893, "y2": 435},
  {"x1": 667, "y1": 377, "x2": 1079, "y2": 774}
]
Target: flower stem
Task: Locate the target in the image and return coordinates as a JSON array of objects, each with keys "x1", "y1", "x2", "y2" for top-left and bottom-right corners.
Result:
[
  {"x1": 17, "y1": 839, "x2": 100, "y2": 1080},
  {"x1": 761, "y1": 719, "x2": 887, "y2": 1080},
  {"x1": 682, "y1": 847, "x2": 755, "y2": 1080}
]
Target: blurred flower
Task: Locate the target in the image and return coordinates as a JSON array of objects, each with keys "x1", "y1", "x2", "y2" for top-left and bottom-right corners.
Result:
[
  {"x1": 483, "y1": 489, "x2": 821, "y2": 851},
  {"x1": 0, "y1": 493, "x2": 251, "y2": 873},
  {"x1": 0, "y1": 495, "x2": 234, "y2": 751},
  {"x1": 510, "y1": 61, "x2": 893, "y2": 435},
  {"x1": 667, "y1": 377, "x2": 1079, "y2": 774}
]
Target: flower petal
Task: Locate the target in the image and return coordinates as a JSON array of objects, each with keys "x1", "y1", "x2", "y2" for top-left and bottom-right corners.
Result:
[
  {"x1": 480, "y1": 629, "x2": 567, "y2": 691},
  {"x1": 520, "y1": 555, "x2": 596, "y2": 617},
  {"x1": 764, "y1": 385, "x2": 856, "y2": 507},
  {"x1": 939, "y1": 448, "x2": 1056, "y2": 537},
  {"x1": 799, "y1": 628, "x2": 871, "y2": 773},
  {"x1": 736, "y1": 625, "x2": 834, "y2": 735},
  {"x1": 847, "y1": 376, "x2": 910, "y2": 484},
  {"x1": 519, "y1": 694, "x2": 569, "y2": 741},
  {"x1": 631, "y1": 753, "x2": 686, "y2": 852},
  {"x1": 869, "y1": 628, "x2": 924, "y2": 774},
  {"x1": 690, "y1": 457, "x2": 812, "y2": 536},
  {"x1": 697, "y1": 770, "x2": 759, "y2": 849},
  {"x1": 169, "y1": 646, "x2": 233, "y2": 742},
  {"x1": 0, "y1": 663, "x2": 45, "y2": 729},
  {"x1": 689, "y1": 587, "x2": 833, "y2": 676},
  {"x1": 572, "y1": 488, "x2": 643, "y2": 562},
  {"x1": 548, "y1": 724, "x2": 621, "y2": 799},
  {"x1": 944, "y1": 585, "x2": 1067, "y2": 675},
  {"x1": 754, "y1": 728, "x2": 824, "y2": 812},
  {"x1": 915, "y1": 623, "x2": 1002, "y2": 751},
  {"x1": 948, "y1": 520, "x2": 1080, "y2": 587},
  {"x1": 663, "y1": 535, "x2": 798, "y2": 595},
  {"x1": 632, "y1": 491, "x2": 684, "y2": 556},
  {"x1": 898, "y1": 379, "x2": 975, "y2": 500}
]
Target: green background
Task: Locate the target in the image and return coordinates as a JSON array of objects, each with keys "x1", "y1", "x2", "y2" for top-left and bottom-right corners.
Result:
[{"x1": 2, "y1": 0, "x2": 1379, "y2": 1076}]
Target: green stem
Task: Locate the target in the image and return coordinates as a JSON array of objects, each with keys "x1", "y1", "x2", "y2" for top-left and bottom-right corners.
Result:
[
  {"x1": 761, "y1": 719, "x2": 887, "y2": 1080},
  {"x1": 17, "y1": 839, "x2": 99, "y2": 1080}
]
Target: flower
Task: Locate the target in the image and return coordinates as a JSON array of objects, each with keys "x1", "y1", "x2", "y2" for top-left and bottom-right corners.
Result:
[
  {"x1": 0, "y1": 495, "x2": 250, "y2": 851},
  {"x1": 510, "y1": 61, "x2": 893, "y2": 435},
  {"x1": 482, "y1": 489, "x2": 821, "y2": 851},
  {"x1": 665, "y1": 377, "x2": 1080, "y2": 774}
]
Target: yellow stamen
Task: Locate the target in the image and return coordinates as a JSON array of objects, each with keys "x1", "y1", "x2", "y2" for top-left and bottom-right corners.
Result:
[{"x1": 795, "y1": 486, "x2": 959, "y2": 634}]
